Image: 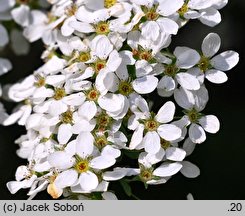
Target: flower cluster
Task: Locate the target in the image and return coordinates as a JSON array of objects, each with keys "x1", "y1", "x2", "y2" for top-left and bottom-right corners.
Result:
[
  {"x1": 0, "y1": 0, "x2": 49, "y2": 73},
  {"x1": 3, "y1": 0, "x2": 239, "y2": 199}
]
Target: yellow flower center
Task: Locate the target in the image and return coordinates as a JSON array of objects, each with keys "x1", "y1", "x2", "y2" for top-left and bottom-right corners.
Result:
[
  {"x1": 164, "y1": 65, "x2": 178, "y2": 77},
  {"x1": 75, "y1": 160, "x2": 90, "y2": 173},
  {"x1": 61, "y1": 110, "x2": 73, "y2": 124},
  {"x1": 146, "y1": 10, "x2": 159, "y2": 21},
  {"x1": 178, "y1": 3, "x2": 189, "y2": 17},
  {"x1": 160, "y1": 139, "x2": 171, "y2": 150},
  {"x1": 79, "y1": 52, "x2": 91, "y2": 62},
  {"x1": 94, "y1": 60, "x2": 107, "y2": 73},
  {"x1": 198, "y1": 56, "x2": 210, "y2": 72},
  {"x1": 96, "y1": 113, "x2": 111, "y2": 131},
  {"x1": 95, "y1": 136, "x2": 108, "y2": 150},
  {"x1": 187, "y1": 109, "x2": 201, "y2": 123},
  {"x1": 104, "y1": 0, "x2": 117, "y2": 8},
  {"x1": 95, "y1": 22, "x2": 110, "y2": 35},
  {"x1": 140, "y1": 169, "x2": 153, "y2": 182},
  {"x1": 139, "y1": 50, "x2": 153, "y2": 61},
  {"x1": 145, "y1": 120, "x2": 159, "y2": 131},
  {"x1": 118, "y1": 81, "x2": 133, "y2": 96},
  {"x1": 53, "y1": 88, "x2": 66, "y2": 100},
  {"x1": 34, "y1": 75, "x2": 46, "y2": 88},
  {"x1": 87, "y1": 89, "x2": 100, "y2": 101},
  {"x1": 66, "y1": 4, "x2": 78, "y2": 17}
]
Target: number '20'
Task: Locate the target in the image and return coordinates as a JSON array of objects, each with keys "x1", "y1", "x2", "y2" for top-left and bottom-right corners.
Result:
[{"x1": 230, "y1": 203, "x2": 242, "y2": 211}]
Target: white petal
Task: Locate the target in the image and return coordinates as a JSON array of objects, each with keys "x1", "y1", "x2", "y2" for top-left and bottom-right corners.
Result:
[
  {"x1": 145, "y1": 148, "x2": 165, "y2": 165},
  {"x1": 157, "y1": 124, "x2": 182, "y2": 141},
  {"x1": 199, "y1": 8, "x2": 221, "y2": 27},
  {"x1": 91, "y1": 35, "x2": 113, "y2": 59},
  {"x1": 211, "y1": 51, "x2": 239, "y2": 71},
  {"x1": 48, "y1": 152, "x2": 74, "y2": 170},
  {"x1": 141, "y1": 21, "x2": 159, "y2": 41},
  {"x1": 199, "y1": 115, "x2": 220, "y2": 134},
  {"x1": 153, "y1": 162, "x2": 182, "y2": 177},
  {"x1": 157, "y1": 18, "x2": 179, "y2": 35},
  {"x1": 3, "y1": 109, "x2": 23, "y2": 126},
  {"x1": 10, "y1": 29, "x2": 30, "y2": 55},
  {"x1": 187, "y1": 193, "x2": 194, "y2": 200},
  {"x1": 187, "y1": 67, "x2": 205, "y2": 84},
  {"x1": 175, "y1": 47, "x2": 200, "y2": 69},
  {"x1": 98, "y1": 93, "x2": 124, "y2": 113},
  {"x1": 46, "y1": 75, "x2": 66, "y2": 86},
  {"x1": 189, "y1": 123, "x2": 206, "y2": 144},
  {"x1": 189, "y1": 0, "x2": 213, "y2": 9},
  {"x1": 101, "y1": 145, "x2": 121, "y2": 158},
  {"x1": 90, "y1": 156, "x2": 116, "y2": 169},
  {"x1": 55, "y1": 170, "x2": 78, "y2": 188},
  {"x1": 48, "y1": 100, "x2": 67, "y2": 116},
  {"x1": 183, "y1": 138, "x2": 196, "y2": 156},
  {"x1": 184, "y1": 10, "x2": 201, "y2": 19},
  {"x1": 202, "y1": 33, "x2": 221, "y2": 58},
  {"x1": 132, "y1": 75, "x2": 158, "y2": 94},
  {"x1": 174, "y1": 87, "x2": 195, "y2": 110},
  {"x1": 106, "y1": 50, "x2": 122, "y2": 72},
  {"x1": 166, "y1": 147, "x2": 186, "y2": 161},
  {"x1": 155, "y1": 101, "x2": 175, "y2": 123},
  {"x1": 79, "y1": 171, "x2": 98, "y2": 191},
  {"x1": 205, "y1": 69, "x2": 228, "y2": 84},
  {"x1": 158, "y1": 0, "x2": 184, "y2": 16},
  {"x1": 180, "y1": 161, "x2": 200, "y2": 178},
  {"x1": 26, "y1": 113, "x2": 42, "y2": 129},
  {"x1": 211, "y1": 0, "x2": 228, "y2": 9},
  {"x1": 72, "y1": 119, "x2": 96, "y2": 133},
  {"x1": 76, "y1": 132, "x2": 94, "y2": 157},
  {"x1": 103, "y1": 169, "x2": 128, "y2": 181},
  {"x1": 15, "y1": 166, "x2": 29, "y2": 181},
  {"x1": 129, "y1": 124, "x2": 144, "y2": 149},
  {"x1": 193, "y1": 86, "x2": 209, "y2": 112},
  {"x1": 61, "y1": 16, "x2": 76, "y2": 37},
  {"x1": 176, "y1": 72, "x2": 200, "y2": 90},
  {"x1": 143, "y1": 131, "x2": 161, "y2": 154},
  {"x1": 11, "y1": 5, "x2": 30, "y2": 27},
  {"x1": 0, "y1": 0, "x2": 15, "y2": 12},
  {"x1": 58, "y1": 124, "x2": 73, "y2": 144},
  {"x1": 0, "y1": 58, "x2": 12, "y2": 75},
  {"x1": 0, "y1": 24, "x2": 9, "y2": 47},
  {"x1": 69, "y1": 21, "x2": 95, "y2": 33},
  {"x1": 63, "y1": 93, "x2": 86, "y2": 106},
  {"x1": 102, "y1": 192, "x2": 118, "y2": 200},
  {"x1": 78, "y1": 101, "x2": 97, "y2": 120},
  {"x1": 158, "y1": 76, "x2": 176, "y2": 92}
]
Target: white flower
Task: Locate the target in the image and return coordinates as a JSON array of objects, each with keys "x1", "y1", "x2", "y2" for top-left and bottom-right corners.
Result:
[
  {"x1": 157, "y1": 46, "x2": 201, "y2": 97},
  {"x1": 3, "y1": 103, "x2": 32, "y2": 126},
  {"x1": 98, "y1": 92, "x2": 129, "y2": 120},
  {"x1": 135, "y1": 0, "x2": 183, "y2": 41},
  {"x1": 48, "y1": 132, "x2": 120, "y2": 193},
  {"x1": 176, "y1": 0, "x2": 228, "y2": 27},
  {"x1": 192, "y1": 33, "x2": 239, "y2": 84},
  {"x1": 129, "y1": 100, "x2": 182, "y2": 154},
  {"x1": 57, "y1": 102, "x2": 96, "y2": 144},
  {"x1": 6, "y1": 165, "x2": 38, "y2": 194},
  {"x1": 174, "y1": 86, "x2": 220, "y2": 144}
]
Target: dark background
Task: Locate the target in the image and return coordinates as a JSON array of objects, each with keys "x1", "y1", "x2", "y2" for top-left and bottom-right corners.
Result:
[{"x1": 0, "y1": 0, "x2": 245, "y2": 199}]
